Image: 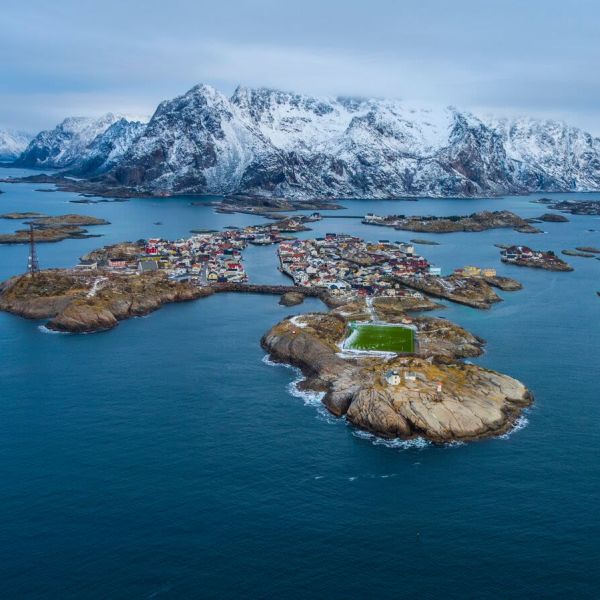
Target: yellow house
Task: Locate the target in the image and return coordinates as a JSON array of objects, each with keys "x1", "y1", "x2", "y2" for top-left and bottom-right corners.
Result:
[{"x1": 463, "y1": 266, "x2": 481, "y2": 277}]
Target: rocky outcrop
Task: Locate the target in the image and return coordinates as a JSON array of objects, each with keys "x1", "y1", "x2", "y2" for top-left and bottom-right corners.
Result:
[
  {"x1": 538, "y1": 213, "x2": 569, "y2": 222},
  {"x1": 501, "y1": 252, "x2": 573, "y2": 272},
  {"x1": 343, "y1": 360, "x2": 531, "y2": 441},
  {"x1": 366, "y1": 210, "x2": 541, "y2": 234},
  {"x1": 480, "y1": 275, "x2": 522, "y2": 291},
  {"x1": 0, "y1": 270, "x2": 212, "y2": 332},
  {"x1": 0, "y1": 226, "x2": 101, "y2": 244},
  {"x1": 279, "y1": 291, "x2": 305, "y2": 306},
  {"x1": 533, "y1": 199, "x2": 600, "y2": 216},
  {"x1": 24, "y1": 214, "x2": 110, "y2": 228},
  {"x1": 0, "y1": 214, "x2": 109, "y2": 244},
  {"x1": 562, "y1": 249, "x2": 596, "y2": 258},
  {"x1": 399, "y1": 274, "x2": 502, "y2": 309},
  {"x1": 0, "y1": 212, "x2": 46, "y2": 220},
  {"x1": 261, "y1": 310, "x2": 532, "y2": 442}
]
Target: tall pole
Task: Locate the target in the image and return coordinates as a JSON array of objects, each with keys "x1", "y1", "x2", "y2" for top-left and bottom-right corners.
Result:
[{"x1": 28, "y1": 224, "x2": 39, "y2": 276}]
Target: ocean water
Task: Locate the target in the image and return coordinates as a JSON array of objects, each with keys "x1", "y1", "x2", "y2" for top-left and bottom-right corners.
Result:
[{"x1": 0, "y1": 170, "x2": 599, "y2": 598}]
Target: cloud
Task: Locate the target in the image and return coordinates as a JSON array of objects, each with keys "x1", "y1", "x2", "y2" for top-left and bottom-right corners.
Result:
[{"x1": 1, "y1": 0, "x2": 600, "y2": 134}]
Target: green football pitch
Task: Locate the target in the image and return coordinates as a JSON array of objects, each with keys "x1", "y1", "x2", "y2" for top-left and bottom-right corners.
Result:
[{"x1": 346, "y1": 323, "x2": 415, "y2": 353}]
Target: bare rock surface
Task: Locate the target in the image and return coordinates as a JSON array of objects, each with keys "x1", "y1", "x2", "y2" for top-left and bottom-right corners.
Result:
[
  {"x1": 279, "y1": 291, "x2": 305, "y2": 306},
  {"x1": 261, "y1": 309, "x2": 532, "y2": 443},
  {"x1": 0, "y1": 269, "x2": 212, "y2": 332},
  {"x1": 399, "y1": 274, "x2": 502, "y2": 309}
]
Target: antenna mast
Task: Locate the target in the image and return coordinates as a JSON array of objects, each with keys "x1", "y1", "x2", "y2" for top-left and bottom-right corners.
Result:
[{"x1": 28, "y1": 224, "x2": 39, "y2": 276}]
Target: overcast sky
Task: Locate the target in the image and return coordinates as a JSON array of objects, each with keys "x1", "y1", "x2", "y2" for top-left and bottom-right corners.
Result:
[{"x1": 2, "y1": 0, "x2": 600, "y2": 134}]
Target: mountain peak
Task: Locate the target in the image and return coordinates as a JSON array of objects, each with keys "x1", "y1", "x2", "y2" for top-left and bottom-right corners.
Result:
[{"x1": 11, "y1": 84, "x2": 600, "y2": 197}]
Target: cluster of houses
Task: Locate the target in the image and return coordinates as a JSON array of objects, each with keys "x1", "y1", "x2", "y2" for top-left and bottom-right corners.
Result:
[
  {"x1": 278, "y1": 233, "x2": 440, "y2": 296},
  {"x1": 140, "y1": 232, "x2": 250, "y2": 283},
  {"x1": 78, "y1": 230, "x2": 252, "y2": 284},
  {"x1": 500, "y1": 245, "x2": 557, "y2": 265},
  {"x1": 75, "y1": 215, "x2": 326, "y2": 283},
  {"x1": 383, "y1": 369, "x2": 444, "y2": 399}
]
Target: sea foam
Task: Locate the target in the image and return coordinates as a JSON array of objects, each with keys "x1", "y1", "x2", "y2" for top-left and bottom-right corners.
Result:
[
  {"x1": 262, "y1": 354, "x2": 325, "y2": 407},
  {"x1": 498, "y1": 413, "x2": 530, "y2": 439},
  {"x1": 38, "y1": 325, "x2": 68, "y2": 335}
]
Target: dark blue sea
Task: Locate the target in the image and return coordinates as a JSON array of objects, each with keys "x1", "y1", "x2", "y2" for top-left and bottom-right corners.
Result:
[{"x1": 1, "y1": 169, "x2": 599, "y2": 598}]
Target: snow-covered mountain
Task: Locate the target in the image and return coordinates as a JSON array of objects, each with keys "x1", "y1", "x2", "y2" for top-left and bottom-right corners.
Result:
[
  {"x1": 14, "y1": 84, "x2": 600, "y2": 198},
  {"x1": 71, "y1": 118, "x2": 147, "y2": 176},
  {"x1": 14, "y1": 113, "x2": 147, "y2": 172},
  {"x1": 487, "y1": 116, "x2": 600, "y2": 192},
  {"x1": 0, "y1": 130, "x2": 32, "y2": 160}
]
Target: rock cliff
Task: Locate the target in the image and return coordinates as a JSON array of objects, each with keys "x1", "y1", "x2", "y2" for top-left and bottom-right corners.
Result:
[{"x1": 261, "y1": 309, "x2": 532, "y2": 442}]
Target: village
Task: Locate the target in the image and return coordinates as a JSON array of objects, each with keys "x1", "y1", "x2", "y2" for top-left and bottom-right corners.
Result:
[
  {"x1": 66, "y1": 216, "x2": 527, "y2": 305},
  {"x1": 76, "y1": 229, "x2": 249, "y2": 283},
  {"x1": 277, "y1": 233, "x2": 442, "y2": 297},
  {"x1": 73, "y1": 215, "x2": 322, "y2": 284}
]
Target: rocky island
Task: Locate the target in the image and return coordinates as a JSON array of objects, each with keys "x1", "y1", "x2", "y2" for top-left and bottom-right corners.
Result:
[
  {"x1": 0, "y1": 212, "x2": 47, "y2": 219},
  {"x1": 531, "y1": 198, "x2": 600, "y2": 216},
  {"x1": 410, "y1": 238, "x2": 440, "y2": 245},
  {"x1": 500, "y1": 245, "x2": 573, "y2": 271},
  {"x1": 363, "y1": 210, "x2": 542, "y2": 234},
  {"x1": 537, "y1": 213, "x2": 569, "y2": 223},
  {"x1": 210, "y1": 194, "x2": 343, "y2": 217},
  {"x1": 0, "y1": 213, "x2": 109, "y2": 244},
  {"x1": 0, "y1": 269, "x2": 210, "y2": 333},
  {"x1": 562, "y1": 249, "x2": 596, "y2": 258},
  {"x1": 261, "y1": 306, "x2": 532, "y2": 443},
  {"x1": 396, "y1": 272, "x2": 522, "y2": 308}
]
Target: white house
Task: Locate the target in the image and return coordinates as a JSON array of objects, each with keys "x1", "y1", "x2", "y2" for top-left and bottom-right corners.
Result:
[{"x1": 384, "y1": 370, "x2": 402, "y2": 386}]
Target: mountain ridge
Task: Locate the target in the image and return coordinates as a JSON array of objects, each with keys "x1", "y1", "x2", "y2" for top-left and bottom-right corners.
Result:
[
  {"x1": 0, "y1": 130, "x2": 32, "y2": 161},
  {"x1": 11, "y1": 84, "x2": 600, "y2": 199}
]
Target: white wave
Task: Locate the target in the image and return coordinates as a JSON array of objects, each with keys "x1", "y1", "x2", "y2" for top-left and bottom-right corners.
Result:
[
  {"x1": 262, "y1": 353, "x2": 325, "y2": 407},
  {"x1": 38, "y1": 325, "x2": 69, "y2": 335},
  {"x1": 263, "y1": 354, "x2": 526, "y2": 449},
  {"x1": 262, "y1": 354, "x2": 282, "y2": 368},
  {"x1": 352, "y1": 429, "x2": 431, "y2": 450},
  {"x1": 287, "y1": 377, "x2": 325, "y2": 406},
  {"x1": 498, "y1": 413, "x2": 530, "y2": 439}
]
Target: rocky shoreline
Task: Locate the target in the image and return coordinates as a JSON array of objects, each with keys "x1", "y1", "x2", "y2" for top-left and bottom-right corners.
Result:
[
  {"x1": 0, "y1": 249, "x2": 533, "y2": 444},
  {"x1": 500, "y1": 246, "x2": 573, "y2": 271},
  {"x1": 397, "y1": 274, "x2": 509, "y2": 309},
  {"x1": 0, "y1": 213, "x2": 109, "y2": 244},
  {"x1": 261, "y1": 306, "x2": 532, "y2": 443},
  {"x1": 210, "y1": 195, "x2": 343, "y2": 216},
  {"x1": 0, "y1": 270, "x2": 210, "y2": 333},
  {"x1": 531, "y1": 198, "x2": 600, "y2": 216},
  {"x1": 562, "y1": 249, "x2": 596, "y2": 258},
  {"x1": 363, "y1": 210, "x2": 542, "y2": 234}
]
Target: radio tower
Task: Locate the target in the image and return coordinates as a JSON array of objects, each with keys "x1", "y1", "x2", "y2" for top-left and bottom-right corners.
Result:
[{"x1": 28, "y1": 224, "x2": 39, "y2": 276}]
